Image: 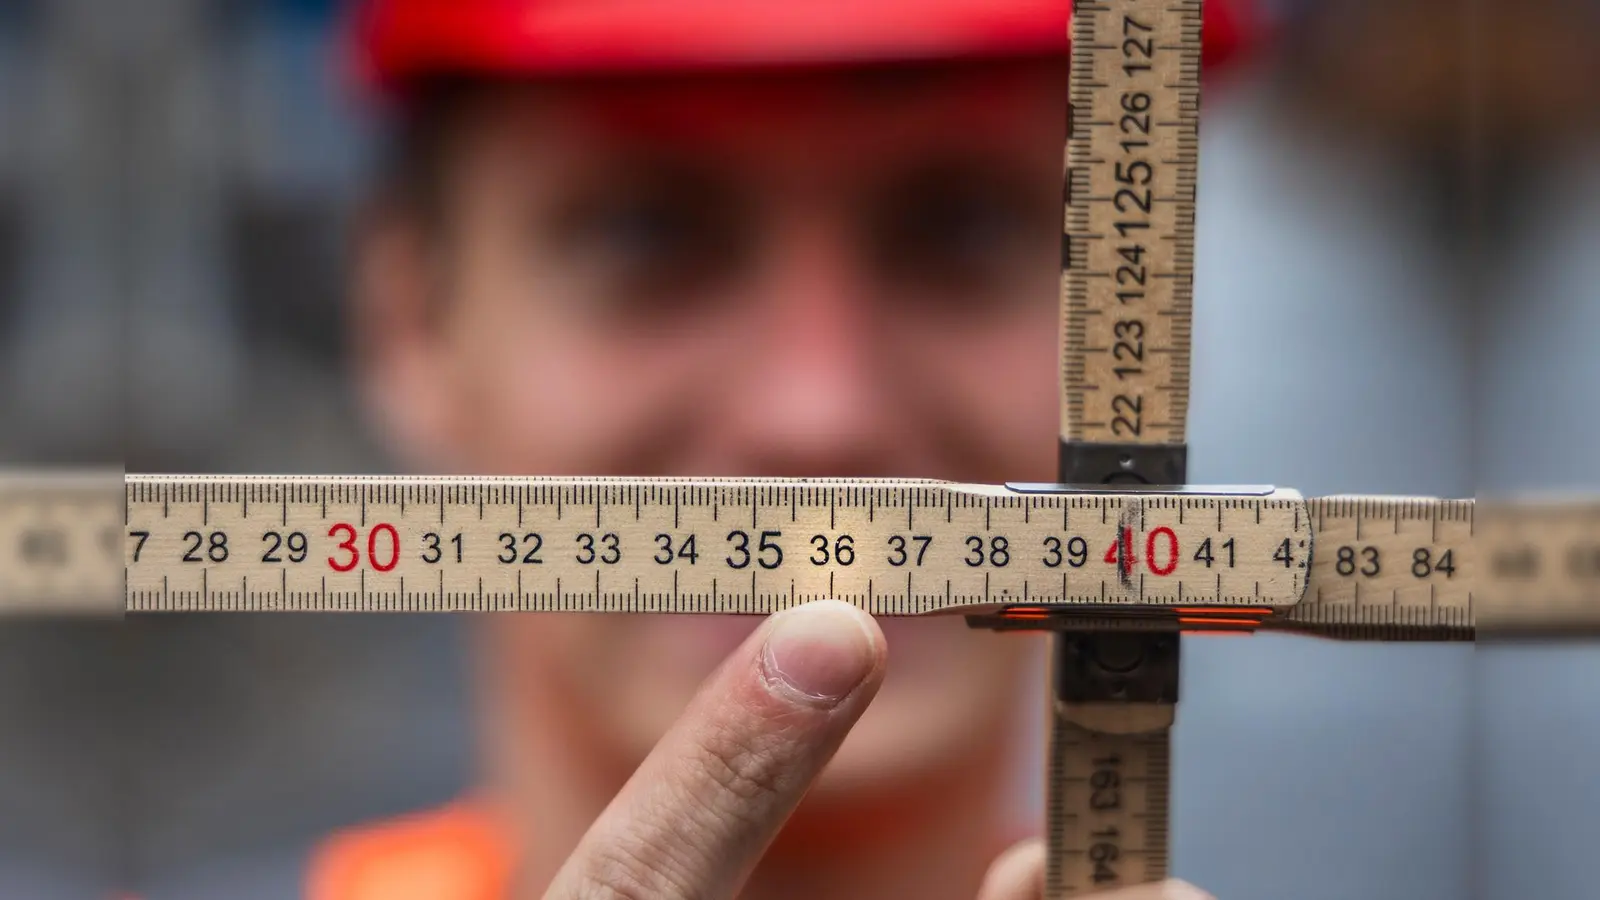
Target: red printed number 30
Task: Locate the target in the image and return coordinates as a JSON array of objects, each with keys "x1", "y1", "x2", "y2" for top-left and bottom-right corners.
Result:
[{"x1": 327, "y1": 523, "x2": 401, "y2": 572}]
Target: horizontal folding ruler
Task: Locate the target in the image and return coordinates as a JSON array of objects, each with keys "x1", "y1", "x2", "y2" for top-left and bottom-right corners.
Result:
[
  {"x1": 1, "y1": 480, "x2": 1596, "y2": 896},
  {"x1": 0, "y1": 0, "x2": 1596, "y2": 896}
]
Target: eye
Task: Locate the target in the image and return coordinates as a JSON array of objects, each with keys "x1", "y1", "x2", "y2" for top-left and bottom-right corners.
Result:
[
  {"x1": 548, "y1": 167, "x2": 749, "y2": 313},
  {"x1": 867, "y1": 165, "x2": 1051, "y2": 307},
  {"x1": 584, "y1": 195, "x2": 697, "y2": 265},
  {"x1": 573, "y1": 193, "x2": 717, "y2": 279}
]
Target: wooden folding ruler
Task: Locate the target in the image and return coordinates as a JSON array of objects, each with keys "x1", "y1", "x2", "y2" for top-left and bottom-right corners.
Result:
[{"x1": 0, "y1": 0, "x2": 1597, "y2": 895}]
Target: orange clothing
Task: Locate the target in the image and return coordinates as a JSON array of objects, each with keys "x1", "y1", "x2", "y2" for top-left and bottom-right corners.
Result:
[
  {"x1": 307, "y1": 800, "x2": 513, "y2": 900},
  {"x1": 307, "y1": 797, "x2": 1031, "y2": 900}
]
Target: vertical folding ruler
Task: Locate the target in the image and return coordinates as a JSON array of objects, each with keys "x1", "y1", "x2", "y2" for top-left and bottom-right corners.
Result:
[{"x1": 1030, "y1": 1, "x2": 1213, "y2": 892}]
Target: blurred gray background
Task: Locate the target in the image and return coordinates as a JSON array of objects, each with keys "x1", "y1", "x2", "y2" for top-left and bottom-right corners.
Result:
[{"x1": 0, "y1": 0, "x2": 1596, "y2": 898}]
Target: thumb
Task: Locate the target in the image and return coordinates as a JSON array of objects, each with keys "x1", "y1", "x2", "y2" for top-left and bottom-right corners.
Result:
[{"x1": 976, "y1": 838, "x2": 1043, "y2": 900}]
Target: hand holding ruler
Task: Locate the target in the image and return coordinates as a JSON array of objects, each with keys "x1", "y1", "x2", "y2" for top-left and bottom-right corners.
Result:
[{"x1": 0, "y1": 0, "x2": 1597, "y2": 896}]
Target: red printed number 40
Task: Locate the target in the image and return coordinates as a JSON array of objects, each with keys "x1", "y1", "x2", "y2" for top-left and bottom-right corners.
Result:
[{"x1": 1105, "y1": 526, "x2": 1181, "y2": 576}]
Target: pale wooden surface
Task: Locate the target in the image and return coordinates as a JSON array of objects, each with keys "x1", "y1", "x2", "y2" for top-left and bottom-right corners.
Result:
[
  {"x1": 1061, "y1": 0, "x2": 1199, "y2": 445},
  {"x1": 120, "y1": 478, "x2": 1310, "y2": 614}
]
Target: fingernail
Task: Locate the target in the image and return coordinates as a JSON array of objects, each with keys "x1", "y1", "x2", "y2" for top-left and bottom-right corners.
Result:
[{"x1": 761, "y1": 600, "x2": 877, "y2": 705}]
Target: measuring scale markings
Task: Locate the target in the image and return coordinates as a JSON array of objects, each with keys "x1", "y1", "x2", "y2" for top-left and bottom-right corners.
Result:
[
  {"x1": 1054, "y1": 0, "x2": 1205, "y2": 891},
  {"x1": 1062, "y1": 0, "x2": 1199, "y2": 447},
  {"x1": 2, "y1": 474, "x2": 1583, "y2": 637},
  {"x1": 1, "y1": 473, "x2": 1571, "y2": 637},
  {"x1": 121, "y1": 478, "x2": 1309, "y2": 613}
]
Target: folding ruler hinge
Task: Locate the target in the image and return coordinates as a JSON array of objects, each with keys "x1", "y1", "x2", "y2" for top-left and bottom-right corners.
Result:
[
  {"x1": 1054, "y1": 631, "x2": 1180, "y2": 704},
  {"x1": 1057, "y1": 441, "x2": 1190, "y2": 487}
]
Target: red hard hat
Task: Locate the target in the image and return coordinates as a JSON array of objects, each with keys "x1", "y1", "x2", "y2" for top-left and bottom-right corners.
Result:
[{"x1": 347, "y1": 0, "x2": 1260, "y2": 100}]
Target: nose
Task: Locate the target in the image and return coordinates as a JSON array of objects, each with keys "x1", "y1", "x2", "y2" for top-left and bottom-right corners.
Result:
[{"x1": 716, "y1": 227, "x2": 894, "y2": 475}]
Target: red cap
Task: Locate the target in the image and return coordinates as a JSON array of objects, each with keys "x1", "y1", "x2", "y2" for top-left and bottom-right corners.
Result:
[{"x1": 348, "y1": 0, "x2": 1258, "y2": 100}]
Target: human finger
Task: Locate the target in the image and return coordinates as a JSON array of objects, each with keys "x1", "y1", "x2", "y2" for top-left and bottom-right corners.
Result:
[
  {"x1": 542, "y1": 599, "x2": 887, "y2": 900},
  {"x1": 976, "y1": 836, "x2": 1044, "y2": 900}
]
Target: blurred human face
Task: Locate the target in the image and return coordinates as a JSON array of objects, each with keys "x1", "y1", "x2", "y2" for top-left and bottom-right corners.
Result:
[{"x1": 360, "y1": 61, "x2": 1062, "y2": 799}]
